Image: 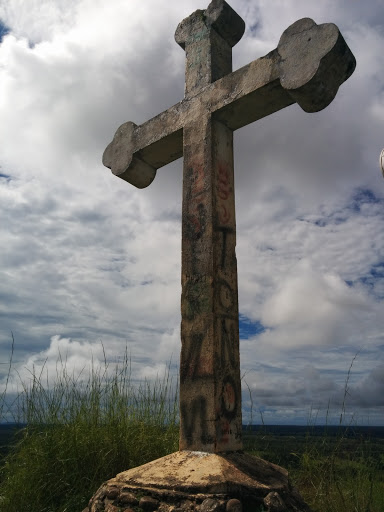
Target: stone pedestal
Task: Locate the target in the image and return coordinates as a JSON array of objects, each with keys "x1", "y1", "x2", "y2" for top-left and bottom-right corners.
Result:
[{"x1": 86, "y1": 451, "x2": 312, "y2": 512}]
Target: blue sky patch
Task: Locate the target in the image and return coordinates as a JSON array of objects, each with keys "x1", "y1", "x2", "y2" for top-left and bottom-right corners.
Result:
[
  {"x1": 370, "y1": 264, "x2": 384, "y2": 279},
  {"x1": 307, "y1": 187, "x2": 383, "y2": 228},
  {"x1": 0, "y1": 21, "x2": 10, "y2": 42},
  {"x1": 314, "y1": 215, "x2": 347, "y2": 227},
  {"x1": 239, "y1": 315, "x2": 266, "y2": 339},
  {"x1": 352, "y1": 188, "x2": 379, "y2": 204},
  {"x1": 249, "y1": 21, "x2": 261, "y2": 35},
  {"x1": 350, "y1": 188, "x2": 383, "y2": 214},
  {"x1": 346, "y1": 262, "x2": 384, "y2": 299}
]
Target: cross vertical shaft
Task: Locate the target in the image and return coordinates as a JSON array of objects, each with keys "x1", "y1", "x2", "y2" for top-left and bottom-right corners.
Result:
[
  {"x1": 102, "y1": 0, "x2": 356, "y2": 458},
  {"x1": 176, "y1": 2, "x2": 244, "y2": 452}
]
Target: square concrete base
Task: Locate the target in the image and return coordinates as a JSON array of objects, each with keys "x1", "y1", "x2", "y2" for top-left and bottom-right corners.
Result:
[{"x1": 87, "y1": 451, "x2": 312, "y2": 512}]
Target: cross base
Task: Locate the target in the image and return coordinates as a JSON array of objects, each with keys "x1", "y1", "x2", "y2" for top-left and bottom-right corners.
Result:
[{"x1": 86, "y1": 451, "x2": 313, "y2": 512}]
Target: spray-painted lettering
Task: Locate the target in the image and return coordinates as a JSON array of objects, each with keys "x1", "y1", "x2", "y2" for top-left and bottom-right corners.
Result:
[
  {"x1": 220, "y1": 317, "x2": 237, "y2": 372},
  {"x1": 216, "y1": 163, "x2": 231, "y2": 200},
  {"x1": 180, "y1": 396, "x2": 214, "y2": 448},
  {"x1": 216, "y1": 278, "x2": 235, "y2": 312}
]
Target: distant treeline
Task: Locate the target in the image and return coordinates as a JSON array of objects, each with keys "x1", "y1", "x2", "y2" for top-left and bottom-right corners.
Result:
[
  {"x1": 243, "y1": 424, "x2": 384, "y2": 439},
  {"x1": 1, "y1": 423, "x2": 383, "y2": 451}
]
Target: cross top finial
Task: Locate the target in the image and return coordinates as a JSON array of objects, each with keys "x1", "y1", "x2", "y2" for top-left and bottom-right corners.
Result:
[
  {"x1": 175, "y1": 0, "x2": 245, "y2": 49},
  {"x1": 175, "y1": 0, "x2": 245, "y2": 97}
]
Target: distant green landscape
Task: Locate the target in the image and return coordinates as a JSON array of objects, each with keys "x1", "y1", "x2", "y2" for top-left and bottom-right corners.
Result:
[
  {"x1": 243, "y1": 426, "x2": 384, "y2": 512},
  {"x1": 0, "y1": 352, "x2": 382, "y2": 512},
  {"x1": 0, "y1": 422, "x2": 383, "y2": 512}
]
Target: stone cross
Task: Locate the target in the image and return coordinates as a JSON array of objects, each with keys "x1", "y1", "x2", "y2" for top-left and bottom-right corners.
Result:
[{"x1": 103, "y1": 0, "x2": 355, "y2": 453}]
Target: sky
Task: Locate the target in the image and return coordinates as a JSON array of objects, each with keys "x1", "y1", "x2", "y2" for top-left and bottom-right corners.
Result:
[{"x1": 0, "y1": 0, "x2": 383, "y2": 426}]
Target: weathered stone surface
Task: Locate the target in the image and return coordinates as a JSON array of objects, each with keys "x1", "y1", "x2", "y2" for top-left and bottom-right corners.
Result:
[
  {"x1": 102, "y1": 0, "x2": 355, "y2": 455},
  {"x1": 158, "y1": 505, "x2": 172, "y2": 512},
  {"x1": 92, "y1": 0, "x2": 356, "y2": 510},
  {"x1": 277, "y1": 18, "x2": 356, "y2": 112},
  {"x1": 115, "y1": 451, "x2": 287, "y2": 494},
  {"x1": 105, "y1": 487, "x2": 119, "y2": 500},
  {"x1": 180, "y1": 499, "x2": 194, "y2": 510},
  {"x1": 87, "y1": 452, "x2": 312, "y2": 512},
  {"x1": 225, "y1": 499, "x2": 242, "y2": 512},
  {"x1": 200, "y1": 498, "x2": 225, "y2": 512},
  {"x1": 119, "y1": 491, "x2": 138, "y2": 505},
  {"x1": 139, "y1": 496, "x2": 160, "y2": 510},
  {"x1": 103, "y1": 15, "x2": 355, "y2": 191},
  {"x1": 263, "y1": 491, "x2": 286, "y2": 512},
  {"x1": 104, "y1": 503, "x2": 120, "y2": 512},
  {"x1": 102, "y1": 121, "x2": 156, "y2": 189}
]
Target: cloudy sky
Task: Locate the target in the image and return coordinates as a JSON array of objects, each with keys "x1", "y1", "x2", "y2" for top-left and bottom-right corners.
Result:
[{"x1": 0, "y1": 0, "x2": 383, "y2": 426}]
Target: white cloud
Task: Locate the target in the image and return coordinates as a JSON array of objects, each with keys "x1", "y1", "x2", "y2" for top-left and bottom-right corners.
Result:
[
  {"x1": 259, "y1": 260, "x2": 370, "y2": 346},
  {"x1": 0, "y1": 0, "x2": 383, "y2": 425},
  {"x1": 0, "y1": 0, "x2": 78, "y2": 44},
  {"x1": 1, "y1": 335, "x2": 105, "y2": 394}
]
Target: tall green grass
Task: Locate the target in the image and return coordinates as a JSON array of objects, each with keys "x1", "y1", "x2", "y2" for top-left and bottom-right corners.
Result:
[
  {"x1": 243, "y1": 358, "x2": 384, "y2": 512},
  {"x1": 0, "y1": 347, "x2": 179, "y2": 512},
  {"x1": 294, "y1": 355, "x2": 384, "y2": 512},
  {"x1": 294, "y1": 437, "x2": 384, "y2": 512},
  {"x1": 0, "y1": 339, "x2": 382, "y2": 512},
  {"x1": 244, "y1": 425, "x2": 384, "y2": 512}
]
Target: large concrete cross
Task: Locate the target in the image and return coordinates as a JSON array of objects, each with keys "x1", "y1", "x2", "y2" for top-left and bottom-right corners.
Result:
[{"x1": 103, "y1": 0, "x2": 355, "y2": 453}]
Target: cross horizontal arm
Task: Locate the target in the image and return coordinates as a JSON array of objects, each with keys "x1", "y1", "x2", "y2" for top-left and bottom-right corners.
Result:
[
  {"x1": 102, "y1": 106, "x2": 186, "y2": 189},
  {"x1": 102, "y1": 50, "x2": 291, "y2": 187},
  {"x1": 211, "y1": 50, "x2": 293, "y2": 130},
  {"x1": 103, "y1": 18, "x2": 355, "y2": 189}
]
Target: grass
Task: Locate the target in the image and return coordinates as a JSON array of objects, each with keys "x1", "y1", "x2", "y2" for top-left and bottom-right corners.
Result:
[
  {"x1": 243, "y1": 427, "x2": 384, "y2": 512},
  {"x1": 0, "y1": 339, "x2": 382, "y2": 512},
  {"x1": 0, "y1": 345, "x2": 179, "y2": 512},
  {"x1": 294, "y1": 430, "x2": 384, "y2": 511},
  {"x1": 243, "y1": 354, "x2": 384, "y2": 512}
]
